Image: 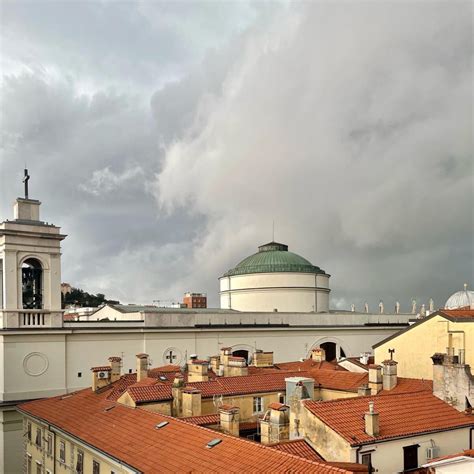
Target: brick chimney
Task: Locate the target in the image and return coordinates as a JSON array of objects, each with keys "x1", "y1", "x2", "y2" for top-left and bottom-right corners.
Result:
[
  {"x1": 219, "y1": 405, "x2": 240, "y2": 436},
  {"x1": 91, "y1": 366, "x2": 112, "y2": 392},
  {"x1": 368, "y1": 365, "x2": 382, "y2": 395},
  {"x1": 209, "y1": 355, "x2": 220, "y2": 373},
  {"x1": 182, "y1": 387, "x2": 202, "y2": 417},
  {"x1": 136, "y1": 353, "x2": 149, "y2": 382},
  {"x1": 108, "y1": 356, "x2": 122, "y2": 383},
  {"x1": 358, "y1": 384, "x2": 371, "y2": 396},
  {"x1": 382, "y1": 359, "x2": 398, "y2": 391},
  {"x1": 187, "y1": 359, "x2": 209, "y2": 382},
  {"x1": 364, "y1": 401, "x2": 379, "y2": 437},
  {"x1": 252, "y1": 350, "x2": 274, "y2": 367},
  {"x1": 220, "y1": 347, "x2": 232, "y2": 367},
  {"x1": 286, "y1": 377, "x2": 315, "y2": 439},
  {"x1": 226, "y1": 356, "x2": 248, "y2": 377},
  {"x1": 172, "y1": 373, "x2": 185, "y2": 416},
  {"x1": 311, "y1": 348, "x2": 326, "y2": 362},
  {"x1": 260, "y1": 403, "x2": 290, "y2": 445},
  {"x1": 432, "y1": 352, "x2": 474, "y2": 412}
]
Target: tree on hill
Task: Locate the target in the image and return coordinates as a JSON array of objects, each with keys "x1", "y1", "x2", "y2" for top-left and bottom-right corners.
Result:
[{"x1": 62, "y1": 287, "x2": 119, "y2": 308}]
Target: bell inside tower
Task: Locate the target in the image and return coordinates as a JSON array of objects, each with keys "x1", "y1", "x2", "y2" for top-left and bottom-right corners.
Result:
[{"x1": 22, "y1": 258, "x2": 43, "y2": 309}]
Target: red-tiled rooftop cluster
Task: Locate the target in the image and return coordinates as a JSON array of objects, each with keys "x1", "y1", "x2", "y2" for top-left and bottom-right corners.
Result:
[
  {"x1": 303, "y1": 392, "x2": 474, "y2": 446},
  {"x1": 19, "y1": 388, "x2": 351, "y2": 473}
]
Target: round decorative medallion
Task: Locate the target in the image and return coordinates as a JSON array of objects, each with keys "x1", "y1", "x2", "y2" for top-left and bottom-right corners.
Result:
[
  {"x1": 162, "y1": 347, "x2": 182, "y2": 366},
  {"x1": 23, "y1": 352, "x2": 49, "y2": 376}
]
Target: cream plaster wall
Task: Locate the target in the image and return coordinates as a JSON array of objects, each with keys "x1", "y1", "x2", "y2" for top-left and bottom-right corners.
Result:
[
  {"x1": 374, "y1": 315, "x2": 473, "y2": 379},
  {"x1": 351, "y1": 428, "x2": 473, "y2": 473},
  {"x1": 219, "y1": 273, "x2": 330, "y2": 312},
  {"x1": 23, "y1": 416, "x2": 133, "y2": 474}
]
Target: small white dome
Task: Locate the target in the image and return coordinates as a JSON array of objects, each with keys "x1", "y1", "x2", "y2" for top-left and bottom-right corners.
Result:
[{"x1": 445, "y1": 284, "x2": 474, "y2": 309}]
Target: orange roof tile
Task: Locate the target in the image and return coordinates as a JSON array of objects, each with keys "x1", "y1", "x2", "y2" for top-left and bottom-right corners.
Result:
[
  {"x1": 91, "y1": 366, "x2": 111, "y2": 372},
  {"x1": 303, "y1": 392, "x2": 474, "y2": 446},
  {"x1": 127, "y1": 384, "x2": 172, "y2": 403},
  {"x1": 268, "y1": 402, "x2": 288, "y2": 411},
  {"x1": 440, "y1": 309, "x2": 474, "y2": 318},
  {"x1": 428, "y1": 448, "x2": 474, "y2": 463},
  {"x1": 18, "y1": 388, "x2": 351, "y2": 473},
  {"x1": 182, "y1": 413, "x2": 220, "y2": 426},
  {"x1": 276, "y1": 359, "x2": 345, "y2": 371},
  {"x1": 270, "y1": 439, "x2": 323, "y2": 462}
]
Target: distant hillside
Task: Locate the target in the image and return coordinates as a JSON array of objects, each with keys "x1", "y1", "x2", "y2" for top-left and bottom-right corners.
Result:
[{"x1": 62, "y1": 287, "x2": 119, "y2": 308}]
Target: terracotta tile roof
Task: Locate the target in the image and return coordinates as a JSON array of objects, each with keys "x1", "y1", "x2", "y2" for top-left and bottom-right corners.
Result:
[
  {"x1": 18, "y1": 388, "x2": 351, "y2": 473},
  {"x1": 440, "y1": 309, "x2": 474, "y2": 319},
  {"x1": 182, "y1": 413, "x2": 220, "y2": 426},
  {"x1": 186, "y1": 372, "x2": 303, "y2": 398},
  {"x1": 276, "y1": 359, "x2": 345, "y2": 372},
  {"x1": 326, "y1": 462, "x2": 369, "y2": 473},
  {"x1": 268, "y1": 402, "x2": 288, "y2": 411},
  {"x1": 303, "y1": 392, "x2": 474, "y2": 446},
  {"x1": 91, "y1": 366, "x2": 111, "y2": 372},
  {"x1": 106, "y1": 373, "x2": 137, "y2": 401},
  {"x1": 310, "y1": 370, "x2": 367, "y2": 392},
  {"x1": 127, "y1": 384, "x2": 172, "y2": 403},
  {"x1": 190, "y1": 359, "x2": 209, "y2": 364},
  {"x1": 379, "y1": 377, "x2": 432, "y2": 395},
  {"x1": 428, "y1": 448, "x2": 474, "y2": 463},
  {"x1": 270, "y1": 439, "x2": 324, "y2": 462},
  {"x1": 149, "y1": 364, "x2": 181, "y2": 373}
]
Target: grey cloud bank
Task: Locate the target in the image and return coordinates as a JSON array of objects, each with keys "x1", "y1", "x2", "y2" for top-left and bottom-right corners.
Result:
[{"x1": 1, "y1": 1, "x2": 472, "y2": 310}]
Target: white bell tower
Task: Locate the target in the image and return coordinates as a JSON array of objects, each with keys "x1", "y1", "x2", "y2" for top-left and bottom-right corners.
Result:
[{"x1": 0, "y1": 170, "x2": 66, "y2": 328}]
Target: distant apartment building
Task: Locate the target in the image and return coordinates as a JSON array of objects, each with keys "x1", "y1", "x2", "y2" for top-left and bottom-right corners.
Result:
[{"x1": 183, "y1": 292, "x2": 207, "y2": 308}]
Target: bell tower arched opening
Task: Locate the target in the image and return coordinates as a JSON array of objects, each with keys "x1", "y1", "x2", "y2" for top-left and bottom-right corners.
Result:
[{"x1": 22, "y1": 258, "x2": 43, "y2": 309}]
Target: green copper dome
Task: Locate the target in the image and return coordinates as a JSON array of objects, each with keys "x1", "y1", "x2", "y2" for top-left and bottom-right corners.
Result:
[{"x1": 223, "y1": 242, "x2": 326, "y2": 277}]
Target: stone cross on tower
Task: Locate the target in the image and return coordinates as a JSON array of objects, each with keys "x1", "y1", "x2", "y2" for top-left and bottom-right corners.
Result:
[{"x1": 23, "y1": 168, "x2": 30, "y2": 199}]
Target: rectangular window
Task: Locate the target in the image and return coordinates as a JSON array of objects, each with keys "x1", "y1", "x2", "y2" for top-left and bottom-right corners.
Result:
[
  {"x1": 46, "y1": 434, "x2": 53, "y2": 455},
  {"x1": 35, "y1": 427, "x2": 42, "y2": 448},
  {"x1": 279, "y1": 394, "x2": 285, "y2": 404},
  {"x1": 361, "y1": 453, "x2": 372, "y2": 467},
  {"x1": 27, "y1": 454, "x2": 32, "y2": 474},
  {"x1": 59, "y1": 440, "x2": 66, "y2": 463},
  {"x1": 403, "y1": 444, "x2": 419, "y2": 471},
  {"x1": 92, "y1": 460, "x2": 100, "y2": 474},
  {"x1": 26, "y1": 421, "x2": 32, "y2": 441},
  {"x1": 253, "y1": 396, "x2": 263, "y2": 413},
  {"x1": 76, "y1": 451, "x2": 84, "y2": 474},
  {"x1": 35, "y1": 461, "x2": 42, "y2": 474}
]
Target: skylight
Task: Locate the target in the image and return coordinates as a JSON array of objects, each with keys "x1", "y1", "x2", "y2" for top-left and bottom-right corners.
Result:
[
  {"x1": 155, "y1": 421, "x2": 169, "y2": 429},
  {"x1": 206, "y1": 439, "x2": 222, "y2": 449}
]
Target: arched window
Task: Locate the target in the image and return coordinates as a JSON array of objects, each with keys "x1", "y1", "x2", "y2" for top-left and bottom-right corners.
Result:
[
  {"x1": 22, "y1": 258, "x2": 43, "y2": 309},
  {"x1": 232, "y1": 349, "x2": 250, "y2": 362},
  {"x1": 319, "y1": 342, "x2": 346, "y2": 362}
]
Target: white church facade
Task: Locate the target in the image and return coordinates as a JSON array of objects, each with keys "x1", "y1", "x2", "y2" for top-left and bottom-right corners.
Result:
[{"x1": 0, "y1": 180, "x2": 415, "y2": 472}]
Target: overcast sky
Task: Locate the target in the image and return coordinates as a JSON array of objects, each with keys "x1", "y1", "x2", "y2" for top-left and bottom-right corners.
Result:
[{"x1": 0, "y1": 1, "x2": 472, "y2": 311}]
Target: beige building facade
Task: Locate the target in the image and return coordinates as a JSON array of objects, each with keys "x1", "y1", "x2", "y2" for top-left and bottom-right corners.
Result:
[{"x1": 374, "y1": 310, "x2": 474, "y2": 380}]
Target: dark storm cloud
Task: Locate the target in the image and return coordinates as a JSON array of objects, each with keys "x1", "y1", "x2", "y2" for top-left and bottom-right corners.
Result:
[
  {"x1": 1, "y1": 1, "x2": 472, "y2": 309},
  {"x1": 155, "y1": 2, "x2": 473, "y2": 310}
]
